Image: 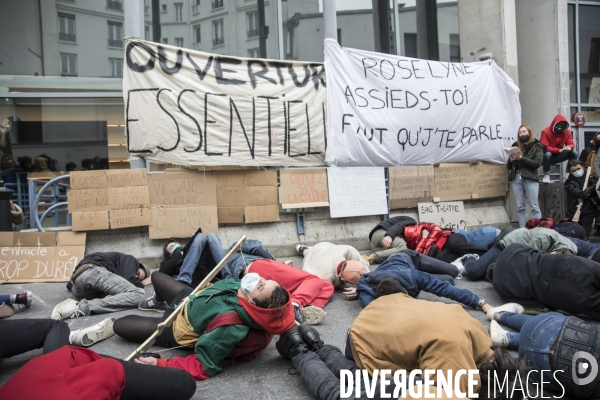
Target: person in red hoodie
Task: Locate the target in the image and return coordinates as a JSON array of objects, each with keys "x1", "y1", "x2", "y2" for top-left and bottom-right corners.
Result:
[{"x1": 540, "y1": 114, "x2": 578, "y2": 183}]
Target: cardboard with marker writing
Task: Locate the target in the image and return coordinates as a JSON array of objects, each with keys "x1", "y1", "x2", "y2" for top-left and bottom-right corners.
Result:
[
  {"x1": 471, "y1": 162, "x2": 508, "y2": 198},
  {"x1": 0, "y1": 232, "x2": 87, "y2": 283},
  {"x1": 216, "y1": 170, "x2": 244, "y2": 224},
  {"x1": 109, "y1": 207, "x2": 152, "y2": 229},
  {"x1": 433, "y1": 163, "x2": 473, "y2": 202},
  {"x1": 279, "y1": 168, "x2": 329, "y2": 208},
  {"x1": 389, "y1": 166, "x2": 434, "y2": 209},
  {"x1": 149, "y1": 205, "x2": 219, "y2": 239},
  {"x1": 243, "y1": 170, "x2": 279, "y2": 223},
  {"x1": 148, "y1": 169, "x2": 217, "y2": 207},
  {"x1": 71, "y1": 211, "x2": 110, "y2": 231}
]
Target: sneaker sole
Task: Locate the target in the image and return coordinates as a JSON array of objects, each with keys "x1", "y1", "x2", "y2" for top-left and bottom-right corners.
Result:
[
  {"x1": 138, "y1": 305, "x2": 166, "y2": 312},
  {"x1": 300, "y1": 306, "x2": 327, "y2": 325},
  {"x1": 51, "y1": 299, "x2": 78, "y2": 320},
  {"x1": 81, "y1": 318, "x2": 116, "y2": 347},
  {"x1": 0, "y1": 304, "x2": 15, "y2": 319}
]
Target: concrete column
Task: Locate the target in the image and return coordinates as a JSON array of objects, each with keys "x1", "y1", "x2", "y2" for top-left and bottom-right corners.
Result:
[
  {"x1": 124, "y1": 0, "x2": 145, "y2": 39},
  {"x1": 458, "y1": 0, "x2": 519, "y2": 84},
  {"x1": 323, "y1": 0, "x2": 337, "y2": 41},
  {"x1": 372, "y1": 0, "x2": 391, "y2": 54},
  {"x1": 416, "y1": 0, "x2": 439, "y2": 60},
  {"x1": 39, "y1": 1, "x2": 59, "y2": 76},
  {"x1": 516, "y1": 0, "x2": 570, "y2": 131}
]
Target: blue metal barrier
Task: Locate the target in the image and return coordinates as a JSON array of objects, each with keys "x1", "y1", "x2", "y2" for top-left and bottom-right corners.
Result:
[{"x1": 28, "y1": 174, "x2": 71, "y2": 232}]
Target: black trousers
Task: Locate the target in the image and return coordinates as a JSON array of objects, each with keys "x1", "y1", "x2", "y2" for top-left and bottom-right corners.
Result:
[
  {"x1": 436, "y1": 233, "x2": 488, "y2": 263},
  {"x1": 0, "y1": 319, "x2": 196, "y2": 400},
  {"x1": 400, "y1": 249, "x2": 459, "y2": 284}
]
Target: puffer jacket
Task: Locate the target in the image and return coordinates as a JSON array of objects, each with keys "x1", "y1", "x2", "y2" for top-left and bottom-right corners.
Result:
[
  {"x1": 564, "y1": 173, "x2": 598, "y2": 218},
  {"x1": 368, "y1": 216, "x2": 417, "y2": 241},
  {"x1": 553, "y1": 316, "x2": 600, "y2": 399},
  {"x1": 506, "y1": 139, "x2": 544, "y2": 182},
  {"x1": 403, "y1": 223, "x2": 452, "y2": 256}
]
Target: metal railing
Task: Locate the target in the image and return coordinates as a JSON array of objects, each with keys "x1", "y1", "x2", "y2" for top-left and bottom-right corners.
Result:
[
  {"x1": 247, "y1": 29, "x2": 259, "y2": 38},
  {"x1": 28, "y1": 175, "x2": 71, "y2": 232},
  {"x1": 108, "y1": 39, "x2": 123, "y2": 48},
  {"x1": 59, "y1": 32, "x2": 76, "y2": 42},
  {"x1": 106, "y1": 0, "x2": 123, "y2": 11},
  {"x1": 213, "y1": 37, "x2": 224, "y2": 46}
]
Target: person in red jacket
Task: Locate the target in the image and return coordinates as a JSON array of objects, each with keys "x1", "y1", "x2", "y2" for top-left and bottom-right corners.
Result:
[{"x1": 540, "y1": 114, "x2": 578, "y2": 183}]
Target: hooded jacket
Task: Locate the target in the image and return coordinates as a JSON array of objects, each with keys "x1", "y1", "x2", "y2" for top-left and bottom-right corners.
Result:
[
  {"x1": 302, "y1": 242, "x2": 369, "y2": 288},
  {"x1": 71, "y1": 252, "x2": 144, "y2": 288},
  {"x1": 564, "y1": 173, "x2": 598, "y2": 217},
  {"x1": 492, "y1": 243, "x2": 600, "y2": 319},
  {"x1": 540, "y1": 114, "x2": 575, "y2": 154},
  {"x1": 368, "y1": 216, "x2": 417, "y2": 240},
  {"x1": 355, "y1": 252, "x2": 479, "y2": 308},
  {"x1": 506, "y1": 139, "x2": 544, "y2": 182}
]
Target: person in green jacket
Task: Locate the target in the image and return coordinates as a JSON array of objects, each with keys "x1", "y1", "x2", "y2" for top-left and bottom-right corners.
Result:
[
  {"x1": 113, "y1": 271, "x2": 295, "y2": 380},
  {"x1": 507, "y1": 124, "x2": 544, "y2": 227}
]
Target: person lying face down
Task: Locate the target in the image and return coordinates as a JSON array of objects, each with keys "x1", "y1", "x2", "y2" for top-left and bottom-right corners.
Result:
[
  {"x1": 488, "y1": 242, "x2": 600, "y2": 320},
  {"x1": 115, "y1": 271, "x2": 295, "y2": 381}
]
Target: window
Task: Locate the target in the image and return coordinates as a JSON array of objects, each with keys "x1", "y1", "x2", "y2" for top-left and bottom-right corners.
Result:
[
  {"x1": 404, "y1": 33, "x2": 417, "y2": 58},
  {"x1": 213, "y1": 19, "x2": 224, "y2": 46},
  {"x1": 161, "y1": 4, "x2": 167, "y2": 12},
  {"x1": 162, "y1": 38, "x2": 168, "y2": 44},
  {"x1": 247, "y1": 12, "x2": 258, "y2": 38},
  {"x1": 144, "y1": 0, "x2": 149, "y2": 15},
  {"x1": 106, "y1": 0, "x2": 123, "y2": 11},
  {"x1": 109, "y1": 58, "x2": 123, "y2": 77},
  {"x1": 175, "y1": 37, "x2": 184, "y2": 47},
  {"x1": 145, "y1": 26, "x2": 150, "y2": 41},
  {"x1": 60, "y1": 53, "x2": 77, "y2": 76},
  {"x1": 193, "y1": 24, "x2": 201, "y2": 47},
  {"x1": 211, "y1": 0, "x2": 223, "y2": 10},
  {"x1": 248, "y1": 48, "x2": 259, "y2": 58},
  {"x1": 175, "y1": 3, "x2": 183, "y2": 22},
  {"x1": 192, "y1": 0, "x2": 200, "y2": 14},
  {"x1": 108, "y1": 22, "x2": 123, "y2": 47},
  {"x1": 450, "y1": 34, "x2": 460, "y2": 63},
  {"x1": 58, "y1": 14, "x2": 76, "y2": 42}
]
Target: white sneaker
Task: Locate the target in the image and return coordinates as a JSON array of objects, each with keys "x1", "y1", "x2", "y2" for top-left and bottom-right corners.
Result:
[
  {"x1": 490, "y1": 320, "x2": 510, "y2": 348},
  {"x1": 486, "y1": 302, "x2": 525, "y2": 321},
  {"x1": 70, "y1": 318, "x2": 116, "y2": 347},
  {"x1": 299, "y1": 305, "x2": 327, "y2": 325},
  {"x1": 51, "y1": 298, "x2": 84, "y2": 320},
  {"x1": 450, "y1": 257, "x2": 466, "y2": 275},
  {"x1": 542, "y1": 174, "x2": 551, "y2": 184},
  {"x1": 295, "y1": 244, "x2": 310, "y2": 256}
]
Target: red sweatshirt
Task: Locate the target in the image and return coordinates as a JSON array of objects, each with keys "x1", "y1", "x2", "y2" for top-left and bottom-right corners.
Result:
[{"x1": 540, "y1": 114, "x2": 575, "y2": 154}]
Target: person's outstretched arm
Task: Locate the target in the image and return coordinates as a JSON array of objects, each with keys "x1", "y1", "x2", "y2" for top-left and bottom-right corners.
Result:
[{"x1": 413, "y1": 271, "x2": 479, "y2": 309}]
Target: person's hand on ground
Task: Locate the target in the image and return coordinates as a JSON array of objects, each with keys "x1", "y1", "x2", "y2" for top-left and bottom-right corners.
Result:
[
  {"x1": 284, "y1": 260, "x2": 294, "y2": 266},
  {"x1": 134, "y1": 357, "x2": 158, "y2": 366},
  {"x1": 343, "y1": 287, "x2": 358, "y2": 300},
  {"x1": 381, "y1": 235, "x2": 393, "y2": 249}
]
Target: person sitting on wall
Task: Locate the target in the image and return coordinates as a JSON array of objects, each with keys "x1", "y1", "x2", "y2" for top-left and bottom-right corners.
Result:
[
  {"x1": 225, "y1": 239, "x2": 332, "y2": 325},
  {"x1": 540, "y1": 114, "x2": 578, "y2": 183},
  {"x1": 114, "y1": 272, "x2": 294, "y2": 381},
  {"x1": 457, "y1": 227, "x2": 577, "y2": 281},
  {"x1": 488, "y1": 243, "x2": 600, "y2": 320},
  {"x1": 0, "y1": 318, "x2": 196, "y2": 400},
  {"x1": 51, "y1": 252, "x2": 151, "y2": 320},
  {"x1": 276, "y1": 280, "x2": 527, "y2": 399}
]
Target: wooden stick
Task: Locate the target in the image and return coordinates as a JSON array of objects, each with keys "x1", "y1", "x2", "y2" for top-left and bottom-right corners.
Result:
[
  {"x1": 125, "y1": 235, "x2": 247, "y2": 361},
  {"x1": 573, "y1": 167, "x2": 592, "y2": 223}
]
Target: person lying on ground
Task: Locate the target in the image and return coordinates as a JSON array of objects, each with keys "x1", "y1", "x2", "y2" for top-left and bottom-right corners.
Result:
[
  {"x1": 0, "y1": 318, "x2": 195, "y2": 400},
  {"x1": 488, "y1": 243, "x2": 600, "y2": 320},
  {"x1": 343, "y1": 252, "x2": 494, "y2": 313},
  {"x1": 294, "y1": 241, "x2": 370, "y2": 289},
  {"x1": 159, "y1": 229, "x2": 225, "y2": 288},
  {"x1": 568, "y1": 236, "x2": 600, "y2": 262},
  {"x1": 449, "y1": 226, "x2": 500, "y2": 249},
  {"x1": 458, "y1": 227, "x2": 577, "y2": 281},
  {"x1": 115, "y1": 271, "x2": 295, "y2": 381},
  {"x1": 363, "y1": 216, "x2": 415, "y2": 264},
  {"x1": 51, "y1": 252, "x2": 151, "y2": 320},
  {"x1": 277, "y1": 279, "x2": 526, "y2": 399},
  {"x1": 490, "y1": 310, "x2": 600, "y2": 399},
  {"x1": 0, "y1": 290, "x2": 32, "y2": 319}
]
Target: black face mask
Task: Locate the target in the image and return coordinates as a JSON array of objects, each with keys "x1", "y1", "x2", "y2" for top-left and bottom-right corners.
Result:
[
  {"x1": 519, "y1": 135, "x2": 530, "y2": 143},
  {"x1": 554, "y1": 122, "x2": 568, "y2": 134}
]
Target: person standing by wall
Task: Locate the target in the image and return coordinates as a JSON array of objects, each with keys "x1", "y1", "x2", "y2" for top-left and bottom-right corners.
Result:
[
  {"x1": 507, "y1": 124, "x2": 543, "y2": 227},
  {"x1": 564, "y1": 159, "x2": 598, "y2": 238}
]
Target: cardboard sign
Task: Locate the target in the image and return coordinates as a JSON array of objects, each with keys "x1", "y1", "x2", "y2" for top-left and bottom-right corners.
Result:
[
  {"x1": 389, "y1": 166, "x2": 434, "y2": 209},
  {"x1": 471, "y1": 162, "x2": 508, "y2": 198},
  {"x1": 279, "y1": 168, "x2": 329, "y2": 208},
  {"x1": 0, "y1": 232, "x2": 86, "y2": 283},
  {"x1": 148, "y1": 206, "x2": 218, "y2": 239},
  {"x1": 417, "y1": 201, "x2": 467, "y2": 230},
  {"x1": 327, "y1": 167, "x2": 388, "y2": 218},
  {"x1": 148, "y1": 169, "x2": 217, "y2": 206},
  {"x1": 69, "y1": 169, "x2": 151, "y2": 231},
  {"x1": 589, "y1": 77, "x2": 600, "y2": 104},
  {"x1": 433, "y1": 163, "x2": 473, "y2": 202},
  {"x1": 215, "y1": 170, "x2": 279, "y2": 224}
]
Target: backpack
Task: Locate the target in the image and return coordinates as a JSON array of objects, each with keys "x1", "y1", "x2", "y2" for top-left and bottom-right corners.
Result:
[{"x1": 206, "y1": 312, "x2": 273, "y2": 361}]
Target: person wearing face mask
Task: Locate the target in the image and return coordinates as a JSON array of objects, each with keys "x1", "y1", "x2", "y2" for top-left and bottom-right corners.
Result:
[
  {"x1": 507, "y1": 124, "x2": 544, "y2": 227},
  {"x1": 114, "y1": 271, "x2": 295, "y2": 380},
  {"x1": 540, "y1": 114, "x2": 578, "y2": 183},
  {"x1": 564, "y1": 159, "x2": 598, "y2": 238}
]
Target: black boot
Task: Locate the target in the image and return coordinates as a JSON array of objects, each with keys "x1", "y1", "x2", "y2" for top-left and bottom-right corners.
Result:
[
  {"x1": 298, "y1": 324, "x2": 324, "y2": 351},
  {"x1": 276, "y1": 326, "x2": 309, "y2": 359}
]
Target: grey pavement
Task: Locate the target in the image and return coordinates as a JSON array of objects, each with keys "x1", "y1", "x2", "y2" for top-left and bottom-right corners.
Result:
[{"x1": 1, "y1": 242, "x2": 599, "y2": 399}]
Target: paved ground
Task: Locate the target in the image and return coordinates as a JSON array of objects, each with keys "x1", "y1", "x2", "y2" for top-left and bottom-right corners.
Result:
[{"x1": 2, "y1": 240, "x2": 600, "y2": 399}]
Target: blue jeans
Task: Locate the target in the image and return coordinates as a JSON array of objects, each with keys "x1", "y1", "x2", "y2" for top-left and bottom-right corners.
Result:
[
  {"x1": 498, "y1": 311, "x2": 566, "y2": 393},
  {"x1": 567, "y1": 237, "x2": 600, "y2": 258},
  {"x1": 0, "y1": 295, "x2": 12, "y2": 304},
  {"x1": 178, "y1": 233, "x2": 225, "y2": 284},
  {"x1": 225, "y1": 239, "x2": 275, "y2": 279},
  {"x1": 543, "y1": 150, "x2": 578, "y2": 173},
  {"x1": 463, "y1": 242, "x2": 505, "y2": 281},
  {"x1": 511, "y1": 173, "x2": 541, "y2": 228}
]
